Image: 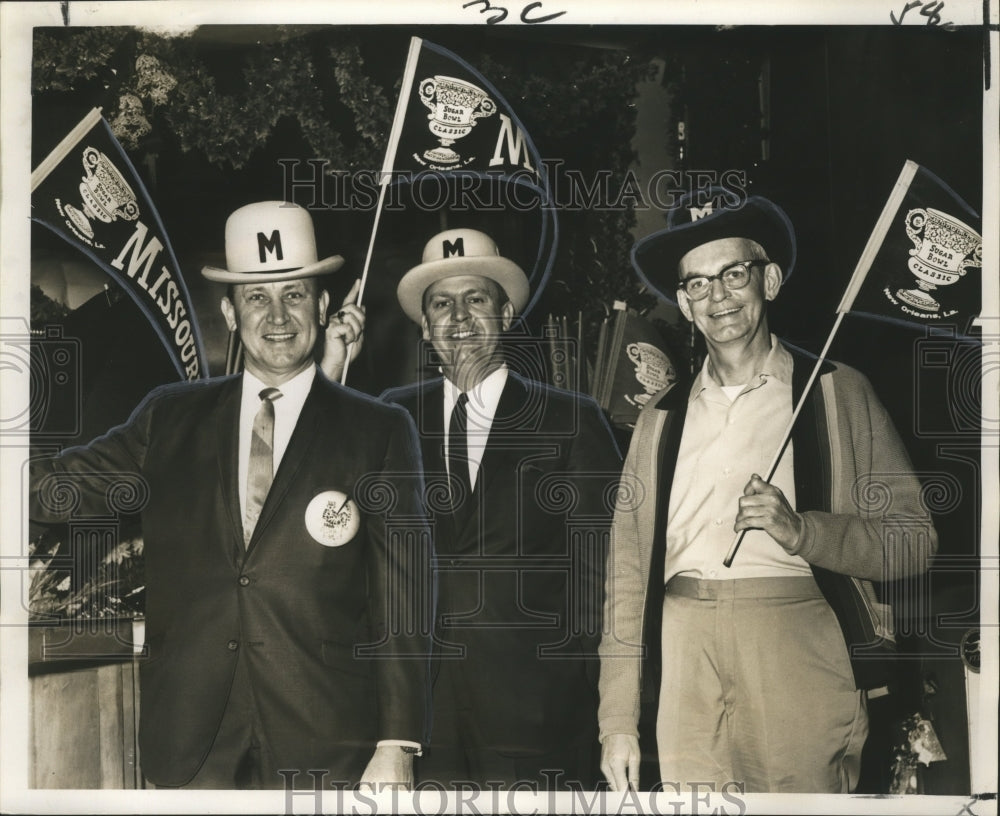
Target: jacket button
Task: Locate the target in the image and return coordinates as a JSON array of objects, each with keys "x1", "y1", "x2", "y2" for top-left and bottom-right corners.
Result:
[
  {"x1": 238, "y1": 575, "x2": 251, "y2": 587},
  {"x1": 227, "y1": 640, "x2": 239, "y2": 651}
]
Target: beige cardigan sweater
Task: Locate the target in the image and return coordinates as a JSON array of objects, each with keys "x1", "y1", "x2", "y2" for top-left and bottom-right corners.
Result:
[{"x1": 598, "y1": 344, "x2": 937, "y2": 741}]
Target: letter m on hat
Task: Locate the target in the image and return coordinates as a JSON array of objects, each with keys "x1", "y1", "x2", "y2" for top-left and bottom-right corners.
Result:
[
  {"x1": 258, "y1": 230, "x2": 284, "y2": 263},
  {"x1": 442, "y1": 237, "x2": 465, "y2": 258},
  {"x1": 689, "y1": 203, "x2": 714, "y2": 221}
]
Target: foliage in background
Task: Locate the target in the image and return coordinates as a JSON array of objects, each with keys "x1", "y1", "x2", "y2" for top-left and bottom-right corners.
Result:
[
  {"x1": 476, "y1": 48, "x2": 668, "y2": 359},
  {"x1": 31, "y1": 27, "x2": 680, "y2": 613},
  {"x1": 29, "y1": 535, "x2": 145, "y2": 621},
  {"x1": 34, "y1": 27, "x2": 394, "y2": 169},
  {"x1": 33, "y1": 26, "x2": 677, "y2": 367},
  {"x1": 33, "y1": 27, "x2": 133, "y2": 93}
]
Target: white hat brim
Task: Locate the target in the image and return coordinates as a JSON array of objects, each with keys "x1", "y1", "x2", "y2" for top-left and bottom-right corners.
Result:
[
  {"x1": 201, "y1": 255, "x2": 344, "y2": 284},
  {"x1": 397, "y1": 256, "x2": 530, "y2": 324}
]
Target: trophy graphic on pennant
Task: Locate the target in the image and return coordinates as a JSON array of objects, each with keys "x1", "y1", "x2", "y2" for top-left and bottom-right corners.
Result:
[
  {"x1": 62, "y1": 146, "x2": 140, "y2": 240},
  {"x1": 418, "y1": 75, "x2": 496, "y2": 165},
  {"x1": 625, "y1": 342, "x2": 676, "y2": 409},
  {"x1": 897, "y1": 207, "x2": 982, "y2": 313}
]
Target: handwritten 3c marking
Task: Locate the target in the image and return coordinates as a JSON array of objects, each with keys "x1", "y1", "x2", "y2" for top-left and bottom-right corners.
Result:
[{"x1": 462, "y1": 0, "x2": 567, "y2": 25}]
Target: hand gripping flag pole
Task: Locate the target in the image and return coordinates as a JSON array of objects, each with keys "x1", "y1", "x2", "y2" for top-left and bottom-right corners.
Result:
[
  {"x1": 721, "y1": 311, "x2": 845, "y2": 567},
  {"x1": 340, "y1": 37, "x2": 423, "y2": 386},
  {"x1": 724, "y1": 160, "x2": 981, "y2": 566},
  {"x1": 340, "y1": 37, "x2": 557, "y2": 386}
]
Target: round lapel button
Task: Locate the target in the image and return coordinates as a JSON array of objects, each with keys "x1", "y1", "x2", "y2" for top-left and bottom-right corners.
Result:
[{"x1": 305, "y1": 490, "x2": 360, "y2": 547}]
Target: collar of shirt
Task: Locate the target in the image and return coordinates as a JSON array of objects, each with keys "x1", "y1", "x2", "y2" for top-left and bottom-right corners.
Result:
[
  {"x1": 238, "y1": 365, "x2": 316, "y2": 515},
  {"x1": 668, "y1": 337, "x2": 807, "y2": 581},
  {"x1": 443, "y1": 365, "x2": 508, "y2": 490},
  {"x1": 688, "y1": 334, "x2": 793, "y2": 403}
]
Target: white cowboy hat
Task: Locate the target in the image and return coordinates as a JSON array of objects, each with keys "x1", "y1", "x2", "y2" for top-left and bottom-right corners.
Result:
[
  {"x1": 202, "y1": 201, "x2": 343, "y2": 283},
  {"x1": 396, "y1": 228, "x2": 529, "y2": 324}
]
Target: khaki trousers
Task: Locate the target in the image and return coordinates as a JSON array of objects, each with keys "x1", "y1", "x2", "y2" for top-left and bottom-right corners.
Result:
[{"x1": 655, "y1": 576, "x2": 868, "y2": 793}]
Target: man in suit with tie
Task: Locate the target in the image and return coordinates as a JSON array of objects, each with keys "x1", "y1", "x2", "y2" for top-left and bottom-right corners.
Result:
[
  {"x1": 380, "y1": 228, "x2": 621, "y2": 790},
  {"x1": 30, "y1": 201, "x2": 432, "y2": 789}
]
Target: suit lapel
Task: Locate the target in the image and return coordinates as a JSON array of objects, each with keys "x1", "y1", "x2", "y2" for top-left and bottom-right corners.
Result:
[
  {"x1": 214, "y1": 377, "x2": 244, "y2": 561},
  {"x1": 417, "y1": 379, "x2": 447, "y2": 478},
  {"x1": 476, "y1": 374, "x2": 531, "y2": 492},
  {"x1": 450, "y1": 374, "x2": 531, "y2": 539}
]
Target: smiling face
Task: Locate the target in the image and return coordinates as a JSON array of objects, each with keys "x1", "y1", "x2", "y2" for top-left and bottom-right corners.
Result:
[
  {"x1": 676, "y1": 237, "x2": 781, "y2": 355},
  {"x1": 421, "y1": 274, "x2": 514, "y2": 391},
  {"x1": 221, "y1": 278, "x2": 329, "y2": 385}
]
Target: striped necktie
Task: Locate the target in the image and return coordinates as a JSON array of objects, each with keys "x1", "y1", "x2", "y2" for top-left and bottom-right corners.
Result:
[{"x1": 244, "y1": 387, "x2": 283, "y2": 545}]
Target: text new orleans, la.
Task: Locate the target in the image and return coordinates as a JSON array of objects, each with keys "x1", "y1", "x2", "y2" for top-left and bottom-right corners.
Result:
[{"x1": 110, "y1": 220, "x2": 201, "y2": 379}]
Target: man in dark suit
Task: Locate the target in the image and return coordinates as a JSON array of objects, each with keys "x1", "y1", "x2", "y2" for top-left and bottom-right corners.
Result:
[
  {"x1": 30, "y1": 201, "x2": 432, "y2": 789},
  {"x1": 380, "y1": 228, "x2": 621, "y2": 790}
]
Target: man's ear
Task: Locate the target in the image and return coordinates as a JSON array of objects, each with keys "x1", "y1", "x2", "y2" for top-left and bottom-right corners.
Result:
[
  {"x1": 763, "y1": 263, "x2": 782, "y2": 302},
  {"x1": 220, "y1": 297, "x2": 238, "y2": 333},
  {"x1": 420, "y1": 314, "x2": 431, "y2": 342},
  {"x1": 677, "y1": 290, "x2": 693, "y2": 322},
  {"x1": 317, "y1": 289, "x2": 330, "y2": 326},
  {"x1": 500, "y1": 300, "x2": 515, "y2": 332}
]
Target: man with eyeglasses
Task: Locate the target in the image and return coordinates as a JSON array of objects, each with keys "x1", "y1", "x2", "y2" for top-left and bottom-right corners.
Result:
[{"x1": 597, "y1": 191, "x2": 936, "y2": 793}]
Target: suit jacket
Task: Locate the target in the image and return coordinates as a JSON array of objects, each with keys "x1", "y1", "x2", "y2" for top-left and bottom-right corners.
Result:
[
  {"x1": 382, "y1": 372, "x2": 621, "y2": 753},
  {"x1": 598, "y1": 343, "x2": 937, "y2": 744},
  {"x1": 31, "y1": 370, "x2": 433, "y2": 786}
]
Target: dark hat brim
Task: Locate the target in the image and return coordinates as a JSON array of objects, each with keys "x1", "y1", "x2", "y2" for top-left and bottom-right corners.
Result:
[{"x1": 632, "y1": 197, "x2": 796, "y2": 304}]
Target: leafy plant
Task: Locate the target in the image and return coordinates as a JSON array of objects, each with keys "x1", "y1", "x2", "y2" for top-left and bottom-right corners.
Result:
[{"x1": 29, "y1": 535, "x2": 145, "y2": 621}]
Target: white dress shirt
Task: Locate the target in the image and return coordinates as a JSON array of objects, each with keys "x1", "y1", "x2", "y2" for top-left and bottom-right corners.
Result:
[
  {"x1": 664, "y1": 337, "x2": 811, "y2": 581},
  {"x1": 443, "y1": 365, "x2": 508, "y2": 491}
]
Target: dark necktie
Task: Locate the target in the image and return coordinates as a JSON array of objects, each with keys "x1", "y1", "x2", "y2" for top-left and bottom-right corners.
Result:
[
  {"x1": 244, "y1": 387, "x2": 283, "y2": 545},
  {"x1": 448, "y1": 392, "x2": 471, "y2": 511}
]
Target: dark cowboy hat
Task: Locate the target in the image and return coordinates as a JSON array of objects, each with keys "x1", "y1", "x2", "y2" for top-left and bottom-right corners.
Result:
[{"x1": 631, "y1": 188, "x2": 796, "y2": 304}]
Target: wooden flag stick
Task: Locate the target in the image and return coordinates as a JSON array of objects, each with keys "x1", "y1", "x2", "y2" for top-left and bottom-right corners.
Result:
[
  {"x1": 836, "y1": 160, "x2": 917, "y2": 314},
  {"x1": 723, "y1": 311, "x2": 845, "y2": 567},
  {"x1": 341, "y1": 37, "x2": 423, "y2": 386},
  {"x1": 31, "y1": 108, "x2": 103, "y2": 192},
  {"x1": 725, "y1": 160, "x2": 919, "y2": 567}
]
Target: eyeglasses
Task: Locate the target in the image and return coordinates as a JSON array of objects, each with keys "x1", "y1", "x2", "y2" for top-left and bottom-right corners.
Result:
[{"x1": 678, "y1": 260, "x2": 769, "y2": 301}]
